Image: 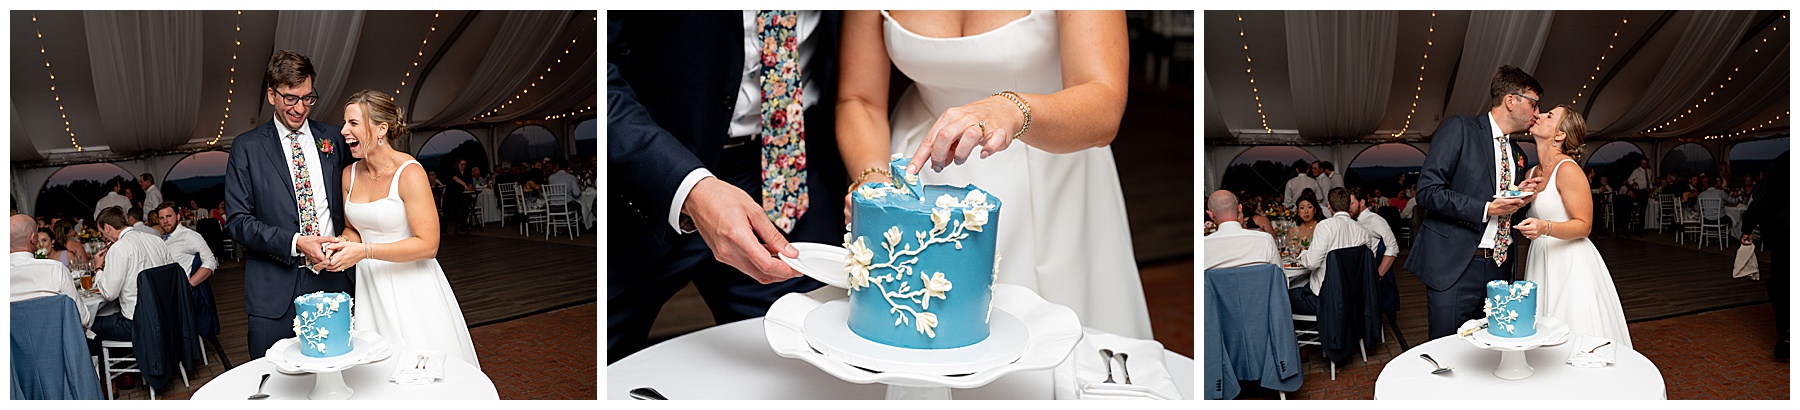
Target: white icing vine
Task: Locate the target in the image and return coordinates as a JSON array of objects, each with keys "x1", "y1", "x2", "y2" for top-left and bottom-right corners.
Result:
[
  {"x1": 291, "y1": 293, "x2": 351, "y2": 354},
  {"x1": 843, "y1": 190, "x2": 995, "y2": 338},
  {"x1": 1482, "y1": 281, "x2": 1534, "y2": 334}
]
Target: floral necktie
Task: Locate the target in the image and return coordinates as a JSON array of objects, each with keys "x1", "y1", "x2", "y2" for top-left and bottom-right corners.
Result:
[
  {"x1": 1493, "y1": 136, "x2": 1512, "y2": 266},
  {"x1": 758, "y1": 10, "x2": 807, "y2": 233},
  {"x1": 288, "y1": 129, "x2": 320, "y2": 237}
]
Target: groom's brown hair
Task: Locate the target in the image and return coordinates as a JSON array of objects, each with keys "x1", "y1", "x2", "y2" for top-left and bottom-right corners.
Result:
[
  {"x1": 265, "y1": 50, "x2": 316, "y2": 91},
  {"x1": 1487, "y1": 65, "x2": 1543, "y2": 110}
]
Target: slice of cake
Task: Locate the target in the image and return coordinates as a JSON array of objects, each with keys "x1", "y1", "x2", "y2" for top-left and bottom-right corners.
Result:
[
  {"x1": 1483, "y1": 280, "x2": 1537, "y2": 338},
  {"x1": 293, "y1": 291, "x2": 354, "y2": 357},
  {"x1": 843, "y1": 157, "x2": 1001, "y2": 349}
]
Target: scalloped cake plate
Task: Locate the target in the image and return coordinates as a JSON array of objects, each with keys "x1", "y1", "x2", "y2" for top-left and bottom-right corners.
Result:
[
  {"x1": 781, "y1": 242, "x2": 851, "y2": 289},
  {"x1": 765, "y1": 284, "x2": 1082, "y2": 389},
  {"x1": 802, "y1": 299, "x2": 1029, "y2": 376},
  {"x1": 1458, "y1": 317, "x2": 1569, "y2": 351},
  {"x1": 266, "y1": 331, "x2": 391, "y2": 374}
]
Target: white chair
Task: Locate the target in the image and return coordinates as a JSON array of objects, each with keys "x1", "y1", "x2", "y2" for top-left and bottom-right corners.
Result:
[
  {"x1": 497, "y1": 183, "x2": 520, "y2": 227},
  {"x1": 1698, "y1": 198, "x2": 1728, "y2": 249},
  {"x1": 1657, "y1": 194, "x2": 1676, "y2": 232},
  {"x1": 98, "y1": 340, "x2": 188, "y2": 400},
  {"x1": 542, "y1": 184, "x2": 579, "y2": 240},
  {"x1": 521, "y1": 187, "x2": 549, "y2": 236},
  {"x1": 1677, "y1": 200, "x2": 1702, "y2": 245}
]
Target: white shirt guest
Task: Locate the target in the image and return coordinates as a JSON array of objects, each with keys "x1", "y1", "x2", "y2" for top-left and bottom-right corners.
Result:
[
  {"x1": 1283, "y1": 172, "x2": 1322, "y2": 210},
  {"x1": 1298, "y1": 211, "x2": 1375, "y2": 296},
  {"x1": 93, "y1": 190, "x2": 130, "y2": 220},
  {"x1": 1204, "y1": 190, "x2": 1280, "y2": 271},
  {"x1": 162, "y1": 223, "x2": 218, "y2": 286},
  {"x1": 1351, "y1": 192, "x2": 1400, "y2": 277},
  {"x1": 10, "y1": 215, "x2": 93, "y2": 334},
  {"x1": 95, "y1": 220, "x2": 173, "y2": 322}
]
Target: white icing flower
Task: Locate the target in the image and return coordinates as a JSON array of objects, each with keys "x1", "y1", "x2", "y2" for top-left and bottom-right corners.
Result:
[
  {"x1": 1483, "y1": 298, "x2": 1493, "y2": 314},
  {"x1": 845, "y1": 237, "x2": 874, "y2": 290},
  {"x1": 961, "y1": 208, "x2": 989, "y2": 232},
  {"x1": 921, "y1": 272, "x2": 953, "y2": 309},
  {"x1": 963, "y1": 190, "x2": 988, "y2": 207},
  {"x1": 1508, "y1": 310, "x2": 1518, "y2": 321},
  {"x1": 930, "y1": 208, "x2": 951, "y2": 232},
  {"x1": 1521, "y1": 285, "x2": 1532, "y2": 297},
  {"x1": 884, "y1": 226, "x2": 903, "y2": 248},
  {"x1": 904, "y1": 173, "x2": 920, "y2": 188},
  {"x1": 1505, "y1": 323, "x2": 1515, "y2": 333},
  {"x1": 891, "y1": 152, "x2": 905, "y2": 160},
  {"x1": 861, "y1": 185, "x2": 888, "y2": 200},
  {"x1": 936, "y1": 194, "x2": 960, "y2": 209},
  {"x1": 915, "y1": 312, "x2": 938, "y2": 338},
  {"x1": 318, "y1": 327, "x2": 329, "y2": 339}
]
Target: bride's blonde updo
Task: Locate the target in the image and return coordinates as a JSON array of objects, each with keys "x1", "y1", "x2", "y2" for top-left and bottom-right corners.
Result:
[
  {"x1": 1552, "y1": 104, "x2": 1586, "y2": 162},
  {"x1": 345, "y1": 89, "x2": 408, "y2": 148}
]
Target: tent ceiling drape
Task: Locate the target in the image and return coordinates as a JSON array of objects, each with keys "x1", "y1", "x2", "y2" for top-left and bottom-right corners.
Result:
[
  {"x1": 1205, "y1": 10, "x2": 1789, "y2": 145},
  {"x1": 11, "y1": 10, "x2": 597, "y2": 166}
]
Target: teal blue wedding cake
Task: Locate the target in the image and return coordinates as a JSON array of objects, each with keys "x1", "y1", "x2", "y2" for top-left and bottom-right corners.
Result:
[
  {"x1": 843, "y1": 156, "x2": 1002, "y2": 349},
  {"x1": 293, "y1": 291, "x2": 354, "y2": 357},
  {"x1": 1484, "y1": 280, "x2": 1538, "y2": 338}
]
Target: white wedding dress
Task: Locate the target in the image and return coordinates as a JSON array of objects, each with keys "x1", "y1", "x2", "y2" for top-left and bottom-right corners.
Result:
[
  {"x1": 1523, "y1": 159, "x2": 1632, "y2": 349},
  {"x1": 881, "y1": 11, "x2": 1153, "y2": 339},
  {"x1": 347, "y1": 160, "x2": 480, "y2": 367}
]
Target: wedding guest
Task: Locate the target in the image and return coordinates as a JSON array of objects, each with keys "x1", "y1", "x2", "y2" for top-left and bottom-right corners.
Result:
[
  {"x1": 1371, "y1": 189, "x2": 1390, "y2": 209},
  {"x1": 10, "y1": 215, "x2": 92, "y2": 334},
  {"x1": 471, "y1": 166, "x2": 487, "y2": 188},
  {"x1": 1283, "y1": 162, "x2": 1322, "y2": 209},
  {"x1": 1697, "y1": 178, "x2": 1739, "y2": 207},
  {"x1": 125, "y1": 206, "x2": 158, "y2": 237},
  {"x1": 1243, "y1": 199, "x2": 1279, "y2": 238},
  {"x1": 1204, "y1": 190, "x2": 1279, "y2": 270},
  {"x1": 153, "y1": 202, "x2": 216, "y2": 287},
  {"x1": 546, "y1": 159, "x2": 581, "y2": 201},
  {"x1": 1288, "y1": 190, "x2": 1324, "y2": 242},
  {"x1": 212, "y1": 201, "x2": 227, "y2": 225},
  {"x1": 90, "y1": 206, "x2": 173, "y2": 343},
  {"x1": 93, "y1": 180, "x2": 131, "y2": 220},
  {"x1": 1675, "y1": 175, "x2": 1701, "y2": 207},
  {"x1": 1316, "y1": 161, "x2": 1343, "y2": 212},
  {"x1": 1740, "y1": 152, "x2": 1788, "y2": 361},
  {"x1": 49, "y1": 219, "x2": 88, "y2": 270},
  {"x1": 1348, "y1": 188, "x2": 1398, "y2": 278},
  {"x1": 139, "y1": 173, "x2": 163, "y2": 214},
  {"x1": 1291, "y1": 188, "x2": 1373, "y2": 315},
  {"x1": 33, "y1": 228, "x2": 55, "y2": 257}
]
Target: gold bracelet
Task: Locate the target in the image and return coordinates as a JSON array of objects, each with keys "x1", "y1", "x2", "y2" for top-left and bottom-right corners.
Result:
[
  {"x1": 853, "y1": 167, "x2": 892, "y2": 190},
  {"x1": 992, "y1": 91, "x2": 1031, "y2": 141}
]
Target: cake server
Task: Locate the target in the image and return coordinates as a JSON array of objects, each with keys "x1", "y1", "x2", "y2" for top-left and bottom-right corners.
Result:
[
  {"x1": 247, "y1": 374, "x2": 271, "y2": 399},
  {"x1": 1116, "y1": 352, "x2": 1133, "y2": 384},
  {"x1": 1419, "y1": 354, "x2": 1452, "y2": 374},
  {"x1": 1099, "y1": 349, "x2": 1118, "y2": 383},
  {"x1": 630, "y1": 387, "x2": 669, "y2": 400}
]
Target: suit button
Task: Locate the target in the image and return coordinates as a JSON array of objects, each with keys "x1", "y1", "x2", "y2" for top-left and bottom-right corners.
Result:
[{"x1": 724, "y1": 95, "x2": 735, "y2": 110}]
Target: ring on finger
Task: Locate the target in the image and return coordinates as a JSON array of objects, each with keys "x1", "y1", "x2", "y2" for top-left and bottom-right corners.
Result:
[{"x1": 968, "y1": 120, "x2": 986, "y2": 135}]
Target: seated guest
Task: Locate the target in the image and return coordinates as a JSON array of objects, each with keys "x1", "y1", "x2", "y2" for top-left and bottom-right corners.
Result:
[
  {"x1": 1290, "y1": 188, "x2": 1374, "y2": 316},
  {"x1": 1204, "y1": 190, "x2": 1280, "y2": 270},
  {"x1": 1697, "y1": 179, "x2": 1739, "y2": 207},
  {"x1": 89, "y1": 206, "x2": 173, "y2": 343},
  {"x1": 125, "y1": 206, "x2": 158, "y2": 237},
  {"x1": 1242, "y1": 198, "x2": 1280, "y2": 238},
  {"x1": 48, "y1": 219, "x2": 89, "y2": 270},
  {"x1": 152, "y1": 202, "x2": 217, "y2": 287},
  {"x1": 11, "y1": 215, "x2": 93, "y2": 334},
  {"x1": 546, "y1": 159, "x2": 581, "y2": 201},
  {"x1": 1347, "y1": 188, "x2": 1398, "y2": 278}
]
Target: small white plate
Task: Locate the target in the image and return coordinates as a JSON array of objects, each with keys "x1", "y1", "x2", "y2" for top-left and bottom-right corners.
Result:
[
  {"x1": 780, "y1": 242, "x2": 850, "y2": 289},
  {"x1": 1493, "y1": 191, "x2": 1536, "y2": 199}
]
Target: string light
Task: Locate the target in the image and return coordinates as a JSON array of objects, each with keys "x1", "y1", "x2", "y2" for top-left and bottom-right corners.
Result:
[
  {"x1": 1647, "y1": 13, "x2": 1786, "y2": 134},
  {"x1": 211, "y1": 11, "x2": 243, "y2": 145},
  {"x1": 397, "y1": 12, "x2": 440, "y2": 96},
  {"x1": 1237, "y1": 13, "x2": 1271, "y2": 134},
  {"x1": 31, "y1": 14, "x2": 82, "y2": 151},
  {"x1": 475, "y1": 29, "x2": 585, "y2": 122},
  {"x1": 1703, "y1": 111, "x2": 1786, "y2": 140},
  {"x1": 543, "y1": 106, "x2": 593, "y2": 121},
  {"x1": 1571, "y1": 13, "x2": 1628, "y2": 107},
  {"x1": 1394, "y1": 11, "x2": 1434, "y2": 138}
]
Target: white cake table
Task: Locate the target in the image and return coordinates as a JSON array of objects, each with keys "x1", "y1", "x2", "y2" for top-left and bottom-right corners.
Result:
[
  {"x1": 1374, "y1": 333, "x2": 1665, "y2": 399},
  {"x1": 607, "y1": 317, "x2": 1195, "y2": 399},
  {"x1": 191, "y1": 355, "x2": 496, "y2": 400}
]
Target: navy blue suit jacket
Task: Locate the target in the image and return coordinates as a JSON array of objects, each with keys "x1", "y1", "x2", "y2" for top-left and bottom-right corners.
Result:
[
  {"x1": 223, "y1": 119, "x2": 355, "y2": 319},
  {"x1": 1406, "y1": 114, "x2": 1530, "y2": 291},
  {"x1": 607, "y1": 11, "x2": 846, "y2": 249}
]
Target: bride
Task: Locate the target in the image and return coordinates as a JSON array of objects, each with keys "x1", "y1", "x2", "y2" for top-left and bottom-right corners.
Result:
[
  {"x1": 321, "y1": 90, "x2": 480, "y2": 367},
  {"x1": 836, "y1": 11, "x2": 1152, "y2": 339},
  {"x1": 1513, "y1": 105, "x2": 1632, "y2": 349}
]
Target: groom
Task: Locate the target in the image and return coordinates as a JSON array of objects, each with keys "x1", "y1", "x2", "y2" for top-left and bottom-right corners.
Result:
[
  {"x1": 607, "y1": 11, "x2": 847, "y2": 363},
  {"x1": 1408, "y1": 65, "x2": 1545, "y2": 340},
  {"x1": 224, "y1": 50, "x2": 355, "y2": 359}
]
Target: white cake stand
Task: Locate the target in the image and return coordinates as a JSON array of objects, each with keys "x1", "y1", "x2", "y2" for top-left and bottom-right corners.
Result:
[
  {"x1": 265, "y1": 331, "x2": 391, "y2": 399},
  {"x1": 1456, "y1": 317, "x2": 1570, "y2": 380},
  {"x1": 766, "y1": 284, "x2": 1082, "y2": 400}
]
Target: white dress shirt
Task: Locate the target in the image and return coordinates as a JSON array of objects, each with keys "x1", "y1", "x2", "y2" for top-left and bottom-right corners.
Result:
[
  {"x1": 547, "y1": 170, "x2": 581, "y2": 200},
  {"x1": 1203, "y1": 221, "x2": 1281, "y2": 271},
  {"x1": 142, "y1": 184, "x2": 163, "y2": 212},
  {"x1": 11, "y1": 252, "x2": 92, "y2": 332},
  {"x1": 1478, "y1": 113, "x2": 1513, "y2": 251},
  {"x1": 1283, "y1": 174, "x2": 1322, "y2": 209},
  {"x1": 93, "y1": 192, "x2": 130, "y2": 219},
  {"x1": 274, "y1": 117, "x2": 334, "y2": 256},
  {"x1": 1356, "y1": 208, "x2": 1400, "y2": 257},
  {"x1": 97, "y1": 229, "x2": 172, "y2": 320},
  {"x1": 162, "y1": 224, "x2": 217, "y2": 276},
  {"x1": 1626, "y1": 167, "x2": 1652, "y2": 190},
  {"x1": 1299, "y1": 212, "x2": 1374, "y2": 295},
  {"x1": 668, "y1": 11, "x2": 824, "y2": 233},
  {"x1": 128, "y1": 222, "x2": 160, "y2": 237},
  {"x1": 1697, "y1": 187, "x2": 1738, "y2": 207}
]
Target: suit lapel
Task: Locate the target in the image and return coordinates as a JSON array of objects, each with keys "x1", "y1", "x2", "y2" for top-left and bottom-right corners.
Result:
[{"x1": 1472, "y1": 116, "x2": 1497, "y2": 190}]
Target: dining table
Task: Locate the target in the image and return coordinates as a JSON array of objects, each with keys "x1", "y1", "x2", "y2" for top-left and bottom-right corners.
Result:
[
  {"x1": 476, "y1": 187, "x2": 503, "y2": 224},
  {"x1": 190, "y1": 354, "x2": 497, "y2": 400},
  {"x1": 1373, "y1": 333, "x2": 1665, "y2": 399},
  {"x1": 606, "y1": 317, "x2": 1195, "y2": 399},
  {"x1": 1723, "y1": 205, "x2": 1748, "y2": 236}
]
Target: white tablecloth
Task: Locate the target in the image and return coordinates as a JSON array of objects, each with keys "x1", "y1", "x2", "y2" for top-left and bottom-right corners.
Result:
[
  {"x1": 191, "y1": 355, "x2": 497, "y2": 400},
  {"x1": 579, "y1": 188, "x2": 596, "y2": 229},
  {"x1": 1724, "y1": 205, "x2": 1747, "y2": 237},
  {"x1": 1374, "y1": 334, "x2": 1664, "y2": 399},
  {"x1": 477, "y1": 188, "x2": 502, "y2": 224},
  {"x1": 1644, "y1": 199, "x2": 1663, "y2": 229},
  {"x1": 606, "y1": 317, "x2": 1195, "y2": 399},
  {"x1": 1281, "y1": 266, "x2": 1308, "y2": 290}
]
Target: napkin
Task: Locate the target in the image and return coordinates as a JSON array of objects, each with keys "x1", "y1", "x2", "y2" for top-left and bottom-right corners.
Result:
[
  {"x1": 390, "y1": 349, "x2": 447, "y2": 386},
  {"x1": 1051, "y1": 328, "x2": 1180, "y2": 400},
  {"x1": 1565, "y1": 335, "x2": 1617, "y2": 368},
  {"x1": 1733, "y1": 244, "x2": 1760, "y2": 280}
]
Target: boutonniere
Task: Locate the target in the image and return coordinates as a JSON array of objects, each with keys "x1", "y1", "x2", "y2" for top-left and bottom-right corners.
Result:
[{"x1": 316, "y1": 138, "x2": 335, "y2": 158}]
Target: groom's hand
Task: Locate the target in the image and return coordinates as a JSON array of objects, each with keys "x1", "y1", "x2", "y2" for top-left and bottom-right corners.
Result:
[
  {"x1": 1487, "y1": 198, "x2": 1526, "y2": 216},
  {"x1": 296, "y1": 235, "x2": 341, "y2": 267},
  {"x1": 683, "y1": 177, "x2": 803, "y2": 284}
]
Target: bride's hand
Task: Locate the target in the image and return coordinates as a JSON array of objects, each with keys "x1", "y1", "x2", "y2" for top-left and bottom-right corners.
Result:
[
  {"x1": 1514, "y1": 218, "x2": 1547, "y2": 240},
  {"x1": 905, "y1": 96, "x2": 1023, "y2": 175},
  {"x1": 322, "y1": 241, "x2": 368, "y2": 272}
]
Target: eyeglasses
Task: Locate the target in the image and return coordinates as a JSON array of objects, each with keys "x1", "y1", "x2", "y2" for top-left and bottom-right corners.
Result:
[
  {"x1": 271, "y1": 88, "x2": 320, "y2": 107},
  {"x1": 1512, "y1": 92, "x2": 1539, "y2": 109}
]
